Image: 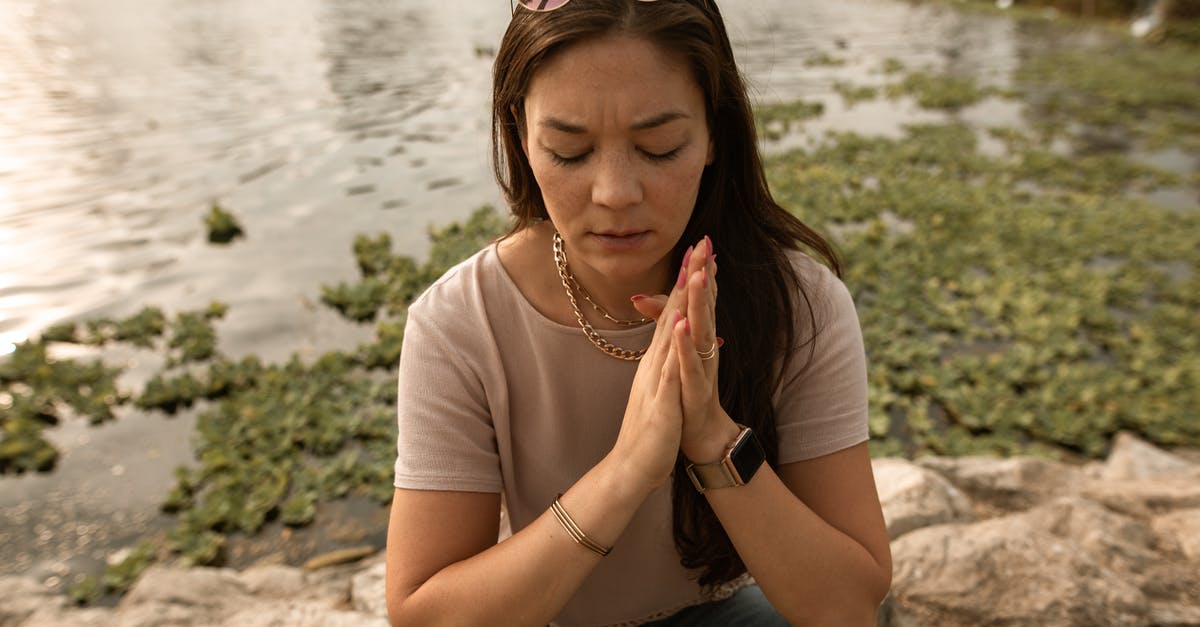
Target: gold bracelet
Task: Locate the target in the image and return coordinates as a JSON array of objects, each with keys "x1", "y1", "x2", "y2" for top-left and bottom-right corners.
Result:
[{"x1": 550, "y1": 494, "x2": 612, "y2": 557}]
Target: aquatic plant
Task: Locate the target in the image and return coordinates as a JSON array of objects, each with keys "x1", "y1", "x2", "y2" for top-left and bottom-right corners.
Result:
[
  {"x1": 204, "y1": 203, "x2": 244, "y2": 244},
  {"x1": 754, "y1": 100, "x2": 825, "y2": 141},
  {"x1": 833, "y1": 82, "x2": 880, "y2": 108},
  {"x1": 766, "y1": 119, "x2": 1198, "y2": 458},
  {"x1": 885, "y1": 71, "x2": 993, "y2": 110}
]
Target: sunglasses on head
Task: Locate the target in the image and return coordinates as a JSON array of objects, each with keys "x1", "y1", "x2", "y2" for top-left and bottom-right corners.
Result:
[{"x1": 514, "y1": 0, "x2": 659, "y2": 12}]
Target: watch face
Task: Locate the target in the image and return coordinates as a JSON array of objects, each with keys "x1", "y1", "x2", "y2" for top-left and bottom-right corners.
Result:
[{"x1": 730, "y1": 429, "x2": 766, "y2": 484}]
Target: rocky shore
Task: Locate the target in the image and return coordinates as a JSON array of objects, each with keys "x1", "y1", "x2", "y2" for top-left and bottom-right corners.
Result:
[{"x1": 4, "y1": 432, "x2": 1197, "y2": 627}]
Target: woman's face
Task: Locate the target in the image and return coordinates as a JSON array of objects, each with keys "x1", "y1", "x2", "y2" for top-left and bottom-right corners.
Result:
[{"x1": 521, "y1": 34, "x2": 713, "y2": 291}]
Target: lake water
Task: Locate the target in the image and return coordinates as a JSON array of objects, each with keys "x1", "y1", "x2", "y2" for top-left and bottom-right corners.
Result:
[{"x1": 0, "y1": 0, "x2": 1105, "y2": 581}]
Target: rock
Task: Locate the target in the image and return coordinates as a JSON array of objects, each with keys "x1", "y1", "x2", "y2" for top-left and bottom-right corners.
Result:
[
  {"x1": 1079, "y1": 472, "x2": 1200, "y2": 518},
  {"x1": 916, "y1": 455, "x2": 1084, "y2": 513},
  {"x1": 224, "y1": 602, "x2": 389, "y2": 627},
  {"x1": 1149, "y1": 600, "x2": 1200, "y2": 627},
  {"x1": 1012, "y1": 496, "x2": 1160, "y2": 575},
  {"x1": 350, "y1": 560, "x2": 388, "y2": 617},
  {"x1": 238, "y1": 565, "x2": 309, "y2": 598},
  {"x1": 1101, "y1": 431, "x2": 1195, "y2": 481},
  {"x1": 119, "y1": 565, "x2": 249, "y2": 610},
  {"x1": 872, "y1": 458, "x2": 973, "y2": 539},
  {"x1": 0, "y1": 575, "x2": 63, "y2": 625},
  {"x1": 1152, "y1": 508, "x2": 1200, "y2": 560},
  {"x1": 889, "y1": 515, "x2": 1147, "y2": 626}
]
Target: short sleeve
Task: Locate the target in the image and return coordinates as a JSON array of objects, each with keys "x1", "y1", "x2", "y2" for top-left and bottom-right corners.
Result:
[
  {"x1": 774, "y1": 259, "x2": 869, "y2": 464},
  {"x1": 393, "y1": 294, "x2": 503, "y2": 493}
]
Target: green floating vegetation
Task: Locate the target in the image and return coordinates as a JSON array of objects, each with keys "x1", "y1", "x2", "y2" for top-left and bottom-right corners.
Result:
[
  {"x1": 1014, "y1": 37, "x2": 1200, "y2": 151},
  {"x1": 804, "y1": 52, "x2": 847, "y2": 67},
  {"x1": 766, "y1": 120, "x2": 1198, "y2": 459},
  {"x1": 151, "y1": 207, "x2": 507, "y2": 566},
  {"x1": 204, "y1": 202, "x2": 244, "y2": 244},
  {"x1": 885, "y1": 70, "x2": 994, "y2": 110},
  {"x1": 754, "y1": 99, "x2": 826, "y2": 141},
  {"x1": 0, "y1": 303, "x2": 228, "y2": 474},
  {"x1": 0, "y1": 342, "x2": 125, "y2": 473},
  {"x1": 833, "y1": 81, "x2": 880, "y2": 108}
]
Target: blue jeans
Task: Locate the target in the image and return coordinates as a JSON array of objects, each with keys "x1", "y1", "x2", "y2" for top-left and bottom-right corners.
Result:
[{"x1": 643, "y1": 585, "x2": 790, "y2": 627}]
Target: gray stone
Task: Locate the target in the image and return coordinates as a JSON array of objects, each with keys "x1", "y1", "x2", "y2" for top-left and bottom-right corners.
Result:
[
  {"x1": 872, "y1": 458, "x2": 973, "y2": 539},
  {"x1": 1101, "y1": 431, "x2": 1195, "y2": 481},
  {"x1": 889, "y1": 515, "x2": 1147, "y2": 626}
]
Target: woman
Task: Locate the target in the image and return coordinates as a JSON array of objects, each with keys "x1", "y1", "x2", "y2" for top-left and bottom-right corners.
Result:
[{"x1": 385, "y1": 1, "x2": 891, "y2": 625}]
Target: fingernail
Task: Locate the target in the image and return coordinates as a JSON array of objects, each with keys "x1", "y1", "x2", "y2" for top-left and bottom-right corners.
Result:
[
  {"x1": 683, "y1": 317, "x2": 691, "y2": 335},
  {"x1": 711, "y1": 253, "x2": 717, "y2": 264},
  {"x1": 631, "y1": 294, "x2": 648, "y2": 303},
  {"x1": 676, "y1": 265, "x2": 687, "y2": 290},
  {"x1": 682, "y1": 245, "x2": 694, "y2": 270},
  {"x1": 704, "y1": 235, "x2": 713, "y2": 256},
  {"x1": 671, "y1": 310, "x2": 682, "y2": 325},
  {"x1": 716, "y1": 337, "x2": 725, "y2": 347}
]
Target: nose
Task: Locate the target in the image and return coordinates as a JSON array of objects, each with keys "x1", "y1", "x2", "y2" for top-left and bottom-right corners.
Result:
[{"x1": 590, "y1": 150, "x2": 643, "y2": 210}]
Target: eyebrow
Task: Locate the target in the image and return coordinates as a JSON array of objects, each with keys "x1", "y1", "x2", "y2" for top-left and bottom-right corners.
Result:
[{"x1": 539, "y1": 111, "x2": 690, "y2": 134}]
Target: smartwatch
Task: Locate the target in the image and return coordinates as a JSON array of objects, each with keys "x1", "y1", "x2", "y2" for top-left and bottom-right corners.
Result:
[{"x1": 685, "y1": 425, "x2": 766, "y2": 494}]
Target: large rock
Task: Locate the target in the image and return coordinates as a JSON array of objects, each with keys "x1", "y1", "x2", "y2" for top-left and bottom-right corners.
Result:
[
  {"x1": 1152, "y1": 508, "x2": 1200, "y2": 561},
  {"x1": 1010, "y1": 496, "x2": 1160, "y2": 575},
  {"x1": 350, "y1": 560, "x2": 388, "y2": 617},
  {"x1": 1078, "y1": 472, "x2": 1200, "y2": 518},
  {"x1": 888, "y1": 514, "x2": 1148, "y2": 626},
  {"x1": 916, "y1": 455, "x2": 1087, "y2": 514},
  {"x1": 872, "y1": 458, "x2": 973, "y2": 539},
  {"x1": 1100, "y1": 431, "x2": 1195, "y2": 481},
  {"x1": 0, "y1": 576, "x2": 63, "y2": 626},
  {"x1": 224, "y1": 602, "x2": 389, "y2": 627}
]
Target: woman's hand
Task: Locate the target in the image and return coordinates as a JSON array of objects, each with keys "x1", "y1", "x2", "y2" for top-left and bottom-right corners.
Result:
[
  {"x1": 633, "y1": 237, "x2": 739, "y2": 464},
  {"x1": 606, "y1": 254, "x2": 693, "y2": 493}
]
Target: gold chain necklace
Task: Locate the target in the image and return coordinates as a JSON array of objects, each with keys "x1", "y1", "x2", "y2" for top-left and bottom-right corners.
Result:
[{"x1": 553, "y1": 232, "x2": 651, "y2": 361}]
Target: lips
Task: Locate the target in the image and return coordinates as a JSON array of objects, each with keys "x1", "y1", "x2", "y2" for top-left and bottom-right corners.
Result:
[{"x1": 589, "y1": 230, "x2": 650, "y2": 250}]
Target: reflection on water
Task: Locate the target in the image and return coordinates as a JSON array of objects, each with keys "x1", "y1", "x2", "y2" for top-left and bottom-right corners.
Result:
[{"x1": 1, "y1": 0, "x2": 1178, "y2": 579}]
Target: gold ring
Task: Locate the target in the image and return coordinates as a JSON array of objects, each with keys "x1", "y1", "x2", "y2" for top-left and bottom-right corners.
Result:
[{"x1": 697, "y1": 343, "x2": 718, "y2": 361}]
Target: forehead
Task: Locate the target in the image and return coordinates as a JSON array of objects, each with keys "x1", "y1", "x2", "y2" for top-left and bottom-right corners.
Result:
[{"x1": 524, "y1": 34, "x2": 706, "y2": 122}]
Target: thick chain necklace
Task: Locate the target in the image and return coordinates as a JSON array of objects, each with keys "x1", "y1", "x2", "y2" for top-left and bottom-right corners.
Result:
[{"x1": 553, "y1": 232, "x2": 651, "y2": 361}]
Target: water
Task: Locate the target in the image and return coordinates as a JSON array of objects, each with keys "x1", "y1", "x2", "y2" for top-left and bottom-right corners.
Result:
[{"x1": 0, "y1": 0, "x2": 1168, "y2": 581}]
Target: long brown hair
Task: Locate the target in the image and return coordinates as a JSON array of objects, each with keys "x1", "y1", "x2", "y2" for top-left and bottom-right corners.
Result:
[{"x1": 492, "y1": 0, "x2": 842, "y2": 587}]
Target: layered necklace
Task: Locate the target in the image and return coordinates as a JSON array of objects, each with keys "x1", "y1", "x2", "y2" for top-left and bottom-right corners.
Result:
[{"x1": 552, "y1": 231, "x2": 653, "y2": 361}]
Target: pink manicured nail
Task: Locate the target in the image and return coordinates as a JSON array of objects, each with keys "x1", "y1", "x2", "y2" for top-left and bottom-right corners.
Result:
[
  {"x1": 630, "y1": 294, "x2": 648, "y2": 303},
  {"x1": 682, "y1": 245, "x2": 694, "y2": 270},
  {"x1": 683, "y1": 317, "x2": 692, "y2": 335},
  {"x1": 716, "y1": 337, "x2": 725, "y2": 347},
  {"x1": 704, "y1": 235, "x2": 713, "y2": 257},
  {"x1": 676, "y1": 265, "x2": 687, "y2": 290},
  {"x1": 671, "y1": 310, "x2": 682, "y2": 325}
]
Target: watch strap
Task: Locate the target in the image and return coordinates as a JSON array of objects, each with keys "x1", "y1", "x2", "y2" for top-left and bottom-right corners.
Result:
[{"x1": 685, "y1": 425, "x2": 764, "y2": 494}]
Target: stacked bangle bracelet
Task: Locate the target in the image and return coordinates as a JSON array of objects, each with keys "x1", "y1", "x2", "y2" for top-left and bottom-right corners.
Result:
[{"x1": 550, "y1": 494, "x2": 612, "y2": 557}]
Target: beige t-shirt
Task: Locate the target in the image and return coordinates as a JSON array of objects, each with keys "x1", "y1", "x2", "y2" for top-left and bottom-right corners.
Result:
[{"x1": 394, "y1": 242, "x2": 868, "y2": 626}]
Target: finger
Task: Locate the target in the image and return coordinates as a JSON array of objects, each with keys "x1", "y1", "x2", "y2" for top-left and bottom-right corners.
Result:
[
  {"x1": 631, "y1": 294, "x2": 668, "y2": 321},
  {"x1": 674, "y1": 315, "x2": 712, "y2": 415},
  {"x1": 648, "y1": 245, "x2": 693, "y2": 351},
  {"x1": 686, "y1": 265, "x2": 716, "y2": 375},
  {"x1": 656, "y1": 315, "x2": 684, "y2": 406}
]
